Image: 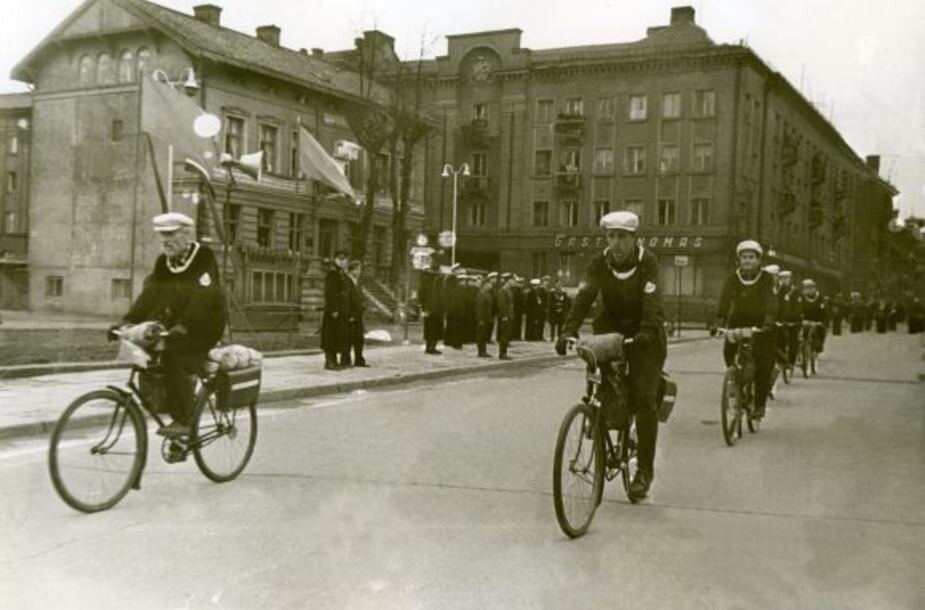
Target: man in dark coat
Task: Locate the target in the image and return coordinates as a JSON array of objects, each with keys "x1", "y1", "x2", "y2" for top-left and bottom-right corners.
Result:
[
  {"x1": 420, "y1": 269, "x2": 446, "y2": 354},
  {"x1": 119, "y1": 212, "x2": 226, "y2": 437},
  {"x1": 849, "y1": 292, "x2": 867, "y2": 333},
  {"x1": 323, "y1": 250, "x2": 352, "y2": 370},
  {"x1": 829, "y1": 292, "x2": 846, "y2": 336},
  {"x1": 443, "y1": 272, "x2": 465, "y2": 350},
  {"x1": 476, "y1": 273, "x2": 497, "y2": 357},
  {"x1": 346, "y1": 260, "x2": 368, "y2": 367},
  {"x1": 496, "y1": 276, "x2": 515, "y2": 360},
  {"x1": 524, "y1": 279, "x2": 543, "y2": 340},
  {"x1": 511, "y1": 276, "x2": 525, "y2": 341},
  {"x1": 547, "y1": 280, "x2": 571, "y2": 342}
]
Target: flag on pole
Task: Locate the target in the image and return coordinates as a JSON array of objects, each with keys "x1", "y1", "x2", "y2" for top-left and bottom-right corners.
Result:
[{"x1": 299, "y1": 125, "x2": 355, "y2": 200}]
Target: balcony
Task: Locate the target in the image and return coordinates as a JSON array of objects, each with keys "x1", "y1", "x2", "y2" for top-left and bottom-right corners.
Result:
[
  {"x1": 554, "y1": 112, "x2": 586, "y2": 144},
  {"x1": 555, "y1": 172, "x2": 582, "y2": 194},
  {"x1": 461, "y1": 175, "x2": 491, "y2": 197},
  {"x1": 809, "y1": 201, "x2": 824, "y2": 229},
  {"x1": 461, "y1": 119, "x2": 495, "y2": 148}
]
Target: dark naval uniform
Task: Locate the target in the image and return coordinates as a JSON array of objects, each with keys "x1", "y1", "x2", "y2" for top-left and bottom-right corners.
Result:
[
  {"x1": 420, "y1": 271, "x2": 446, "y2": 354},
  {"x1": 475, "y1": 283, "x2": 494, "y2": 357},
  {"x1": 801, "y1": 293, "x2": 828, "y2": 351},
  {"x1": 547, "y1": 288, "x2": 571, "y2": 341},
  {"x1": 562, "y1": 245, "x2": 667, "y2": 478},
  {"x1": 322, "y1": 266, "x2": 352, "y2": 368},
  {"x1": 124, "y1": 242, "x2": 225, "y2": 424}
]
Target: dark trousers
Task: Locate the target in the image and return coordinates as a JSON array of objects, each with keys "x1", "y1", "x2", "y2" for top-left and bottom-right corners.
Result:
[
  {"x1": 548, "y1": 316, "x2": 565, "y2": 341},
  {"x1": 723, "y1": 334, "x2": 775, "y2": 409},
  {"x1": 850, "y1": 316, "x2": 864, "y2": 333},
  {"x1": 627, "y1": 339, "x2": 667, "y2": 476},
  {"x1": 350, "y1": 319, "x2": 365, "y2": 365},
  {"x1": 512, "y1": 314, "x2": 524, "y2": 340},
  {"x1": 777, "y1": 324, "x2": 799, "y2": 365},
  {"x1": 498, "y1": 318, "x2": 511, "y2": 357},
  {"x1": 163, "y1": 349, "x2": 205, "y2": 424},
  {"x1": 831, "y1": 317, "x2": 842, "y2": 336},
  {"x1": 476, "y1": 320, "x2": 492, "y2": 355}
]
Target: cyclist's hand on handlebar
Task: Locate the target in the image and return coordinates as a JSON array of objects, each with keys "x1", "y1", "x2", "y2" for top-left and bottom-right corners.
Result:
[
  {"x1": 165, "y1": 324, "x2": 188, "y2": 342},
  {"x1": 107, "y1": 323, "x2": 128, "y2": 342},
  {"x1": 709, "y1": 326, "x2": 719, "y2": 337},
  {"x1": 555, "y1": 335, "x2": 576, "y2": 356},
  {"x1": 634, "y1": 330, "x2": 654, "y2": 348}
]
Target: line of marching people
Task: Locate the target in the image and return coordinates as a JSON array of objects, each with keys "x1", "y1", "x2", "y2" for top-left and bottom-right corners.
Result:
[{"x1": 418, "y1": 269, "x2": 573, "y2": 360}]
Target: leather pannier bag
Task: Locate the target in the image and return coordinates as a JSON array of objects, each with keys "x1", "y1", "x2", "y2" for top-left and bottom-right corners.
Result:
[{"x1": 216, "y1": 366, "x2": 261, "y2": 410}]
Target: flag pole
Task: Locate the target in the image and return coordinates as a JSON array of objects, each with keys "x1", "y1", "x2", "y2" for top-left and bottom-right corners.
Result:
[
  {"x1": 166, "y1": 144, "x2": 174, "y2": 211},
  {"x1": 293, "y1": 116, "x2": 302, "y2": 315},
  {"x1": 129, "y1": 70, "x2": 144, "y2": 302}
]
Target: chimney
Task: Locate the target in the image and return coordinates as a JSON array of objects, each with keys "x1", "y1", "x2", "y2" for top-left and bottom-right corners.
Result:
[
  {"x1": 866, "y1": 155, "x2": 881, "y2": 173},
  {"x1": 670, "y1": 6, "x2": 696, "y2": 26},
  {"x1": 193, "y1": 4, "x2": 222, "y2": 27},
  {"x1": 256, "y1": 25, "x2": 281, "y2": 47}
]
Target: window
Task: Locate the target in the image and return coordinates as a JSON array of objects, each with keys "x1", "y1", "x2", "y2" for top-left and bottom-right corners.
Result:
[
  {"x1": 8, "y1": 135, "x2": 18, "y2": 155},
  {"x1": 471, "y1": 152, "x2": 487, "y2": 176},
  {"x1": 136, "y1": 48, "x2": 151, "y2": 77},
  {"x1": 318, "y1": 219, "x2": 338, "y2": 259},
  {"x1": 252, "y1": 271, "x2": 294, "y2": 304},
  {"x1": 259, "y1": 124, "x2": 279, "y2": 173},
  {"x1": 224, "y1": 116, "x2": 245, "y2": 159},
  {"x1": 533, "y1": 201, "x2": 549, "y2": 227},
  {"x1": 469, "y1": 201, "x2": 487, "y2": 227},
  {"x1": 536, "y1": 99, "x2": 554, "y2": 124},
  {"x1": 659, "y1": 145, "x2": 679, "y2": 173},
  {"x1": 78, "y1": 55, "x2": 93, "y2": 86},
  {"x1": 288, "y1": 213, "x2": 306, "y2": 252},
  {"x1": 96, "y1": 53, "x2": 114, "y2": 85},
  {"x1": 691, "y1": 198, "x2": 709, "y2": 226},
  {"x1": 534, "y1": 150, "x2": 552, "y2": 176},
  {"x1": 658, "y1": 199, "x2": 676, "y2": 226},
  {"x1": 111, "y1": 120, "x2": 124, "y2": 142},
  {"x1": 226, "y1": 204, "x2": 241, "y2": 242},
  {"x1": 46, "y1": 276, "x2": 63, "y2": 297},
  {"x1": 560, "y1": 200, "x2": 579, "y2": 227},
  {"x1": 6, "y1": 172, "x2": 16, "y2": 194},
  {"x1": 565, "y1": 97, "x2": 584, "y2": 116},
  {"x1": 118, "y1": 50, "x2": 134, "y2": 83},
  {"x1": 693, "y1": 143, "x2": 714, "y2": 172},
  {"x1": 290, "y1": 130, "x2": 300, "y2": 178},
  {"x1": 558, "y1": 149, "x2": 581, "y2": 173},
  {"x1": 623, "y1": 199, "x2": 644, "y2": 221},
  {"x1": 111, "y1": 279, "x2": 131, "y2": 299},
  {"x1": 257, "y1": 209, "x2": 274, "y2": 247},
  {"x1": 593, "y1": 200, "x2": 610, "y2": 225},
  {"x1": 629, "y1": 95, "x2": 647, "y2": 121},
  {"x1": 374, "y1": 226, "x2": 387, "y2": 266},
  {"x1": 4, "y1": 211, "x2": 17, "y2": 233},
  {"x1": 593, "y1": 149, "x2": 614, "y2": 174},
  {"x1": 597, "y1": 98, "x2": 615, "y2": 123},
  {"x1": 695, "y1": 90, "x2": 716, "y2": 117},
  {"x1": 473, "y1": 103, "x2": 487, "y2": 120},
  {"x1": 532, "y1": 252, "x2": 547, "y2": 278},
  {"x1": 347, "y1": 222, "x2": 360, "y2": 254},
  {"x1": 624, "y1": 146, "x2": 646, "y2": 175},
  {"x1": 662, "y1": 93, "x2": 681, "y2": 119}
]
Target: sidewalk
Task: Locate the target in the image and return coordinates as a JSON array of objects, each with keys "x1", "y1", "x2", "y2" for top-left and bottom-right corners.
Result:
[{"x1": 0, "y1": 332, "x2": 710, "y2": 440}]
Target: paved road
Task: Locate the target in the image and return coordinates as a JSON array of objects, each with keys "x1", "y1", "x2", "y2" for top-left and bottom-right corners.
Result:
[{"x1": 1, "y1": 333, "x2": 923, "y2": 609}]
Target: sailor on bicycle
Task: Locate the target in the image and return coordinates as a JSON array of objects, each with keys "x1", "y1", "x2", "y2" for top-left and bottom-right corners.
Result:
[
  {"x1": 113, "y1": 212, "x2": 226, "y2": 437},
  {"x1": 800, "y1": 279, "x2": 828, "y2": 355},
  {"x1": 776, "y1": 269, "x2": 802, "y2": 369},
  {"x1": 555, "y1": 210, "x2": 667, "y2": 502},
  {"x1": 713, "y1": 240, "x2": 777, "y2": 420}
]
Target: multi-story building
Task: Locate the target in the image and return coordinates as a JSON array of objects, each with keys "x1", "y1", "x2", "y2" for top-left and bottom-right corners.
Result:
[
  {"x1": 0, "y1": 93, "x2": 31, "y2": 309},
  {"x1": 10, "y1": 0, "x2": 424, "y2": 324},
  {"x1": 415, "y1": 6, "x2": 897, "y2": 311}
]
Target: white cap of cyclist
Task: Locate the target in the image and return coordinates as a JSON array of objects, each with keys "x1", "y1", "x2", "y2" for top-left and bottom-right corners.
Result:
[
  {"x1": 763, "y1": 264, "x2": 780, "y2": 275},
  {"x1": 802, "y1": 278, "x2": 816, "y2": 288},
  {"x1": 736, "y1": 239, "x2": 763, "y2": 257},
  {"x1": 600, "y1": 211, "x2": 639, "y2": 233}
]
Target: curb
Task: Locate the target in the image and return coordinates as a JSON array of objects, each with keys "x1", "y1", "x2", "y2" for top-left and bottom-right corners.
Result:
[{"x1": 0, "y1": 336, "x2": 710, "y2": 442}]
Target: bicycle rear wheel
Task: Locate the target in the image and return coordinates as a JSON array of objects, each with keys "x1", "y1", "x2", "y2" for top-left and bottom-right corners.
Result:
[
  {"x1": 721, "y1": 368, "x2": 741, "y2": 446},
  {"x1": 191, "y1": 383, "x2": 257, "y2": 482},
  {"x1": 782, "y1": 361, "x2": 792, "y2": 384},
  {"x1": 800, "y1": 341, "x2": 810, "y2": 378},
  {"x1": 810, "y1": 347, "x2": 818, "y2": 375},
  {"x1": 48, "y1": 390, "x2": 145, "y2": 513},
  {"x1": 553, "y1": 403, "x2": 604, "y2": 539}
]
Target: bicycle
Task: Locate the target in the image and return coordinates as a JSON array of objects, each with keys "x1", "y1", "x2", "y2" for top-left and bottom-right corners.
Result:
[
  {"x1": 775, "y1": 322, "x2": 798, "y2": 385},
  {"x1": 552, "y1": 333, "x2": 639, "y2": 539},
  {"x1": 798, "y1": 320, "x2": 824, "y2": 378},
  {"x1": 717, "y1": 327, "x2": 765, "y2": 446},
  {"x1": 48, "y1": 330, "x2": 260, "y2": 513}
]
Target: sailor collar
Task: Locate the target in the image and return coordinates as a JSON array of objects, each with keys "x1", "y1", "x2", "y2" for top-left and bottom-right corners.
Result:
[
  {"x1": 804, "y1": 293, "x2": 819, "y2": 303},
  {"x1": 736, "y1": 268, "x2": 763, "y2": 286},
  {"x1": 166, "y1": 242, "x2": 200, "y2": 274},
  {"x1": 605, "y1": 245, "x2": 645, "y2": 280}
]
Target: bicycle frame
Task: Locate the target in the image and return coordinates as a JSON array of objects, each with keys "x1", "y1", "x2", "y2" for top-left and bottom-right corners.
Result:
[{"x1": 579, "y1": 348, "x2": 633, "y2": 482}]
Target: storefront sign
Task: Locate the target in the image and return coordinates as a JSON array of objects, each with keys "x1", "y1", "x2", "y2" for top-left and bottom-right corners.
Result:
[{"x1": 553, "y1": 234, "x2": 705, "y2": 251}]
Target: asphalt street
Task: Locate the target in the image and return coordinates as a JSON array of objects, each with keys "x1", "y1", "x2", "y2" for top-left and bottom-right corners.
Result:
[{"x1": 1, "y1": 332, "x2": 922, "y2": 609}]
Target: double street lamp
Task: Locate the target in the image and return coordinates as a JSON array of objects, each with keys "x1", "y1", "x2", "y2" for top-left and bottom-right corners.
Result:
[{"x1": 441, "y1": 163, "x2": 470, "y2": 267}]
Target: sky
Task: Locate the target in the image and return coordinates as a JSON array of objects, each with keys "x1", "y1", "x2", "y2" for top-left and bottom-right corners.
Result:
[{"x1": 1, "y1": 0, "x2": 923, "y2": 217}]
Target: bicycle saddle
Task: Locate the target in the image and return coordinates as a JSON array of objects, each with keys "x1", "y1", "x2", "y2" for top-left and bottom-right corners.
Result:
[{"x1": 576, "y1": 333, "x2": 625, "y2": 368}]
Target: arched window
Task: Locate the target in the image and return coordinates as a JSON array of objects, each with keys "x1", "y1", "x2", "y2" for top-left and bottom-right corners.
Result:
[
  {"x1": 78, "y1": 55, "x2": 93, "y2": 86},
  {"x1": 97, "y1": 53, "x2": 114, "y2": 85},
  {"x1": 136, "y1": 47, "x2": 151, "y2": 78},
  {"x1": 118, "y1": 49, "x2": 134, "y2": 83}
]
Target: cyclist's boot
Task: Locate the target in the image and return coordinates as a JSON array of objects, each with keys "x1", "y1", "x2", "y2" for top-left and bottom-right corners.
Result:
[
  {"x1": 628, "y1": 469, "x2": 652, "y2": 502},
  {"x1": 753, "y1": 402, "x2": 766, "y2": 420}
]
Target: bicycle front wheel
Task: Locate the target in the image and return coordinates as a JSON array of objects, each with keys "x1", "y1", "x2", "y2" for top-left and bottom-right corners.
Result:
[
  {"x1": 192, "y1": 384, "x2": 257, "y2": 482},
  {"x1": 721, "y1": 368, "x2": 741, "y2": 446},
  {"x1": 801, "y1": 341, "x2": 810, "y2": 378},
  {"x1": 48, "y1": 390, "x2": 145, "y2": 513},
  {"x1": 553, "y1": 403, "x2": 604, "y2": 539}
]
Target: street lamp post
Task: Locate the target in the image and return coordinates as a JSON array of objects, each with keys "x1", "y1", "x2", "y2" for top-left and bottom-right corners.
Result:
[{"x1": 441, "y1": 163, "x2": 470, "y2": 267}]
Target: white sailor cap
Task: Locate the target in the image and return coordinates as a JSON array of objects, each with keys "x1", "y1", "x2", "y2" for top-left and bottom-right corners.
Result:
[
  {"x1": 600, "y1": 211, "x2": 639, "y2": 232},
  {"x1": 763, "y1": 264, "x2": 780, "y2": 275},
  {"x1": 779, "y1": 270, "x2": 792, "y2": 278},
  {"x1": 802, "y1": 279, "x2": 816, "y2": 288},
  {"x1": 530, "y1": 278, "x2": 541, "y2": 286},
  {"x1": 736, "y1": 239, "x2": 763, "y2": 257},
  {"x1": 152, "y1": 212, "x2": 194, "y2": 232},
  {"x1": 486, "y1": 271, "x2": 499, "y2": 280}
]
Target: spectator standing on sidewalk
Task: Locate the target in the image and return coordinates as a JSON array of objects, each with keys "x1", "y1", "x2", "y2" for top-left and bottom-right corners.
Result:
[
  {"x1": 830, "y1": 292, "x2": 846, "y2": 336},
  {"x1": 322, "y1": 250, "x2": 352, "y2": 370},
  {"x1": 476, "y1": 273, "x2": 497, "y2": 357},
  {"x1": 420, "y1": 269, "x2": 446, "y2": 355},
  {"x1": 538, "y1": 276, "x2": 551, "y2": 340},
  {"x1": 496, "y1": 275, "x2": 514, "y2": 360},
  {"x1": 525, "y1": 279, "x2": 543, "y2": 340},
  {"x1": 849, "y1": 292, "x2": 866, "y2": 333},
  {"x1": 512, "y1": 276, "x2": 525, "y2": 341},
  {"x1": 443, "y1": 271, "x2": 465, "y2": 350},
  {"x1": 547, "y1": 280, "x2": 571, "y2": 342},
  {"x1": 346, "y1": 260, "x2": 368, "y2": 367}
]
